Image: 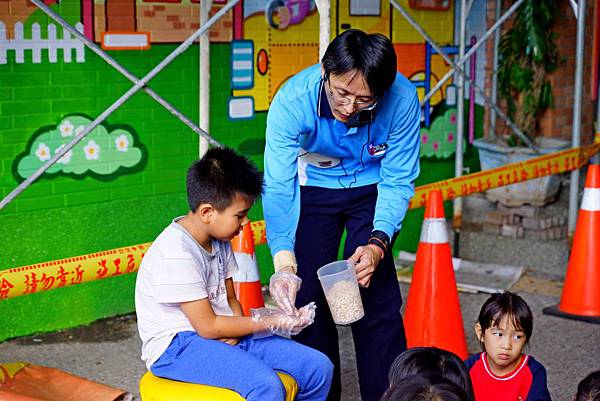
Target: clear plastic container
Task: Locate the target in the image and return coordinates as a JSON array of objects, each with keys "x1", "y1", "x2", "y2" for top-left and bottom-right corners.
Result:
[{"x1": 317, "y1": 260, "x2": 365, "y2": 325}]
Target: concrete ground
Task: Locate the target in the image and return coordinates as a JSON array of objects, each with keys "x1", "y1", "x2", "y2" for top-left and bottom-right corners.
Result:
[
  {"x1": 0, "y1": 279, "x2": 598, "y2": 401},
  {"x1": 1, "y1": 184, "x2": 598, "y2": 400}
]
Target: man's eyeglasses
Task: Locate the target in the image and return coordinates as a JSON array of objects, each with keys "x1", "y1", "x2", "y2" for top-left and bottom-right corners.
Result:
[{"x1": 327, "y1": 79, "x2": 375, "y2": 107}]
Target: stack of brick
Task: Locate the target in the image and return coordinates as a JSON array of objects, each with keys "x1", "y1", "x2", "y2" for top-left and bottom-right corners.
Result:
[{"x1": 481, "y1": 204, "x2": 567, "y2": 240}]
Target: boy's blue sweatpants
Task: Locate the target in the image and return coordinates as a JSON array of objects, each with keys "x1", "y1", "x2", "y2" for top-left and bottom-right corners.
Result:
[{"x1": 151, "y1": 331, "x2": 333, "y2": 401}]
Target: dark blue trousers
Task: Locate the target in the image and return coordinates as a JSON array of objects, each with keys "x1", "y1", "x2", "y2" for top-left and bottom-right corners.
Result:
[{"x1": 293, "y1": 184, "x2": 407, "y2": 401}]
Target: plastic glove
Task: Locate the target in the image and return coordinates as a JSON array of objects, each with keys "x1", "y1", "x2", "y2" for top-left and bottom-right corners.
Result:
[
  {"x1": 290, "y1": 302, "x2": 316, "y2": 335},
  {"x1": 251, "y1": 303, "x2": 315, "y2": 338},
  {"x1": 269, "y1": 270, "x2": 302, "y2": 315}
]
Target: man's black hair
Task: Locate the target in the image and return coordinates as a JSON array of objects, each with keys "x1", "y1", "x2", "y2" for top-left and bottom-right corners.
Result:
[
  {"x1": 321, "y1": 29, "x2": 397, "y2": 99},
  {"x1": 186, "y1": 146, "x2": 263, "y2": 212},
  {"x1": 477, "y1": 292, "x2": 533, "y2": 345},
  {"x1": 576, "y1": 370, "x2": 600, "y2": 401}
]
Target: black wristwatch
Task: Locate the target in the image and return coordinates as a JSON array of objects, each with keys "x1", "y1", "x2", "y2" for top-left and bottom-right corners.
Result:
[{"x1": 368, "y1": 230, "x2": 390, "y2": 254}]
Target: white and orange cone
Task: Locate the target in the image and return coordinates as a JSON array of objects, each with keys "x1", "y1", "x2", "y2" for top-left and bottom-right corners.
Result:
[
  {"x1": 544, "y1": 165, "x2": 600, "y2": 323},
  {"x1": 404, "y1": 190, "x2": 469, "y2": 359},
  {"x1": 231, "y1": 223, "x2": 265, "y2": 316}
]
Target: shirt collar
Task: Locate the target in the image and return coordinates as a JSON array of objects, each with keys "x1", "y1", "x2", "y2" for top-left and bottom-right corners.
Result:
[{"x1": 318, "y1": 79, "x2": 335, "y2": 119}]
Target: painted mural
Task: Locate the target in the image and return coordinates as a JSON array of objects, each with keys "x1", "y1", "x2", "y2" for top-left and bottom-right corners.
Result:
[
  {"x1": 1, "y1": 0, "x2": 491, "y2": 341},
  {"x1": 14, "y1": 115, "x2": 145, "y2": 181},
  {"x1": 1, "y1": 0, "x2": 489, "y2": 165}
]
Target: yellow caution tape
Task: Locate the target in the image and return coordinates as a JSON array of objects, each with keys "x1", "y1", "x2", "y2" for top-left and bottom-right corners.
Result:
[
  {"x1": 410, "y1": 138, "x2": 600, "y2": 209},
  {"x1": 0, "y1": 243, "x2": 151, "y2": 300},
  {"x1": 1, "y1": 137, "x2": 598, "y2": 299},
  {"x1": 250, "y1": 220, "x2": 266, "y2": 247}
]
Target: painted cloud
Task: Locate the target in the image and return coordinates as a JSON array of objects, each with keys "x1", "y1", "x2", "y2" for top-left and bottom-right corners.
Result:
[{"x1": 16, "y1": 115, "x2": 143, "y2": 180}]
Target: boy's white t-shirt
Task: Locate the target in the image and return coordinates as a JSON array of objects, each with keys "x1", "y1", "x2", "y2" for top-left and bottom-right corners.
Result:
[{"x1": 135, "y1": 217, "x2": 239, "y2": 369}]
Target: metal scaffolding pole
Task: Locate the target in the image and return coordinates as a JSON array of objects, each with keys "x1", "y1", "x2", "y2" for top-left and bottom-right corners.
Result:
[
  {"x1": 453, "y1": 0, "x2": 468, "y2": 254},
  {"x1": 489, "y1": 0, "x2": 502, "y2": 139},
  {"x1": 392, "y1": 0, "x2": 587, "y2": 237},
  {"x1": 389, "y1": 0, "x2": 536, "y2": 151},
  {"x1": 27, "y1": 0, "x2": 225, "y2": 149},
  {"x1": 315, "y1": 0, "x2": 331, "y2": 61},
  {"x1": 199, "y1": 0, "x2": 214, "y2": 157},
  {"x1": 0, "y1": 0, "x2": 239, "y2": 210},
  {"x1": 568, "y1": 0, "x2": 587, "y2": 235},
  {"x1": 420, "y1": 0, "x2": 525, "y2": 106}
]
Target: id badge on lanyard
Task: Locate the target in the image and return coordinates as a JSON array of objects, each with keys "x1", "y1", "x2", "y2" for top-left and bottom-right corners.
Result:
[{"x1": 368, "y1": 143, "x2": 388, "y2": 157}]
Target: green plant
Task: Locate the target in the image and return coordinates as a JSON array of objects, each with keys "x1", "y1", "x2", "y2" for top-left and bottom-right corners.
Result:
[{"x1": 497, "y1": 0, "x2": 558, "y2": 145}]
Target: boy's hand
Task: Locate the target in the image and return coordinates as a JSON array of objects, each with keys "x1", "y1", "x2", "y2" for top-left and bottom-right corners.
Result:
[
  {"x1": 218, "y1": 337, "x2": 240, "y2": 346},
  {"x1": 269, "y1": 269, "x2": 302, "y2": 315},
  {"x1": 251, "y1": 303, "x2": 315, "y2": 337},
  {"x1": 290, "y1": 302, "x2": 316, "y2": 335}
]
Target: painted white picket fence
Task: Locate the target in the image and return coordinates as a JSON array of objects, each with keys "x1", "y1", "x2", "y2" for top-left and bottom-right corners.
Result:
[{"x1": 0, "y1": 21, "x2": 85, "y2": 64}]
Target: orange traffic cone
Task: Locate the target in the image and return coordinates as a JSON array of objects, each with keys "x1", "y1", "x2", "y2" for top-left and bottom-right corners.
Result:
[
  {"x1": 543, "y1": 165, "x2": 600, "y2": 323},
  {"x1": 231, "y1": 222, "x2": 264, "y2": 316},
  {"x1": 404, "y1": 190, "x2": 469, "y2": 359}
]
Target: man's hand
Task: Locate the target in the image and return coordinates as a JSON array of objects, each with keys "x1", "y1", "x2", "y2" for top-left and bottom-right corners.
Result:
[
  {"x1": 348, "y1": 244, "x2": 383, "y2": 288},
  {"x1": 269, "y1": 267, "x2": 302, "y2": 315}
]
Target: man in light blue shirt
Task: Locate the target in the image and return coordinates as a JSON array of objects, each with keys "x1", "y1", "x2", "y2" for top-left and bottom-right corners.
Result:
[{"x1": 264, "y1": 29, "x2": 421, "y2": 401}]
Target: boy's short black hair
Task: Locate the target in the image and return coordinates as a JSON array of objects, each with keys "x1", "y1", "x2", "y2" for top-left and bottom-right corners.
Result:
[
  {"x1": 576, "y1": 370, "x2": 600, "y2": 401},
  {"x1": 388, "y1": 347, "x2": 474, "y2": 401},
  {"x1": 321, "y1": 29, "x2": 397, "y2": 99},
  {"x1": 381, "y1": 375, "x2": 472, "y2": 401},
  {"x1": 477, "y1": 292, "x2": 533, "y2": 344},
  {"x1": 186, "y1": 146, "x2": 263, "y2": 212}
]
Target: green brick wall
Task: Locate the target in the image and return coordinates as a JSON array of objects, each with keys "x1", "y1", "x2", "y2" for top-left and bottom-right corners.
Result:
[{"x1": 0, "y1": 4, "x2": 270, "y2": 340}]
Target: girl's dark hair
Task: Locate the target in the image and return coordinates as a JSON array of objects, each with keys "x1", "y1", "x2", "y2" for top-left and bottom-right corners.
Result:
[
  {"x1": 576, "y1": 370, "x2": 600, "y2": 401},
  {"x1": 477, "y1": 292, "x2": 533, "y2": 344},
  {"x1": 321, "y1": 29, "x2": 397, "y2": 99},
  {"x1": 381, "y1": 375, "x2": 472, "y2": 401},
  {"x1": 186, "y1": 146, "x2": 263, "y2": 212},
  {"x1": 388, "y1": 347, "x2": 474, "y2": 401}
]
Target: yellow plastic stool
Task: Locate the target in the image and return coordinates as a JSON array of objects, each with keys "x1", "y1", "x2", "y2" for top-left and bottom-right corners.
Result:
[{"x1": 139, "y1": 371, "x2": 298, "y2": 401}]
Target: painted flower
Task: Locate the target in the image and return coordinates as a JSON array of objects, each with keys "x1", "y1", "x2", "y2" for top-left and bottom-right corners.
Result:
[
  {"x1": 115, "y1": 134, "x2": 129, "y2": 152},
  {"x1": 450, "y1": 113, "x2": 457, "y2": 124},
  {"x1": 59, "y1": 120, "x2": 74, "y2": 137},
  {"x1": 432, "y1": 142, "x2": 439, "y2": 151},
  {"x1": 422, "y1": 134, "x2": 429, "y2": 144},
  {"x1": 35, "y1": 143, "x2": 51, "y2": 161},
  {"x1": 84, "y1": 140, "x2": 100, "y2": 160},
  {"x1": 447, "y1": 133, "x2": 454, "y2": 143},
  {"x1": 55, "y1": 144, "x2": 73, "y2": 164}
]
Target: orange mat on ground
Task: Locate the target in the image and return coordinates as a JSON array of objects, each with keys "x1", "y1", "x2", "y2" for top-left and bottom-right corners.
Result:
[{"x1": 0, "y1": 362, "x2": 130, "y2": 401}]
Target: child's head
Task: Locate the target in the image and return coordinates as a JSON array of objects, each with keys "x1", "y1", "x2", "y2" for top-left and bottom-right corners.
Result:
[
  {"x1": 388, "y1": 347, "x2": 474, "y2": 400},
  {"x1": 475, "y1": 291, "x2": 533, "y2": 375},
  {"x1": 576, "y1": 370, "x2": 600, "y2": 401},
  {"x1": 186, "y1": 147, "x2": 263, "y2": 239},
  {"x1": 381, "y1": 375, "x2": 472, "y2": 401}
]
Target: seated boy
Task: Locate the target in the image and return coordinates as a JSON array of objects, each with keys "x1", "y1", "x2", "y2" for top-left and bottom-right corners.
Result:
[{"x1": 135, "y1": 146, "x2": 333, "y2": 401}]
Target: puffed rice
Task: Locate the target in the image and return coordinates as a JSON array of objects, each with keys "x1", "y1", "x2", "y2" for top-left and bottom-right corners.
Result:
[{"x1": 325, "y1": 280, "x2": 364, "y2": 325}]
